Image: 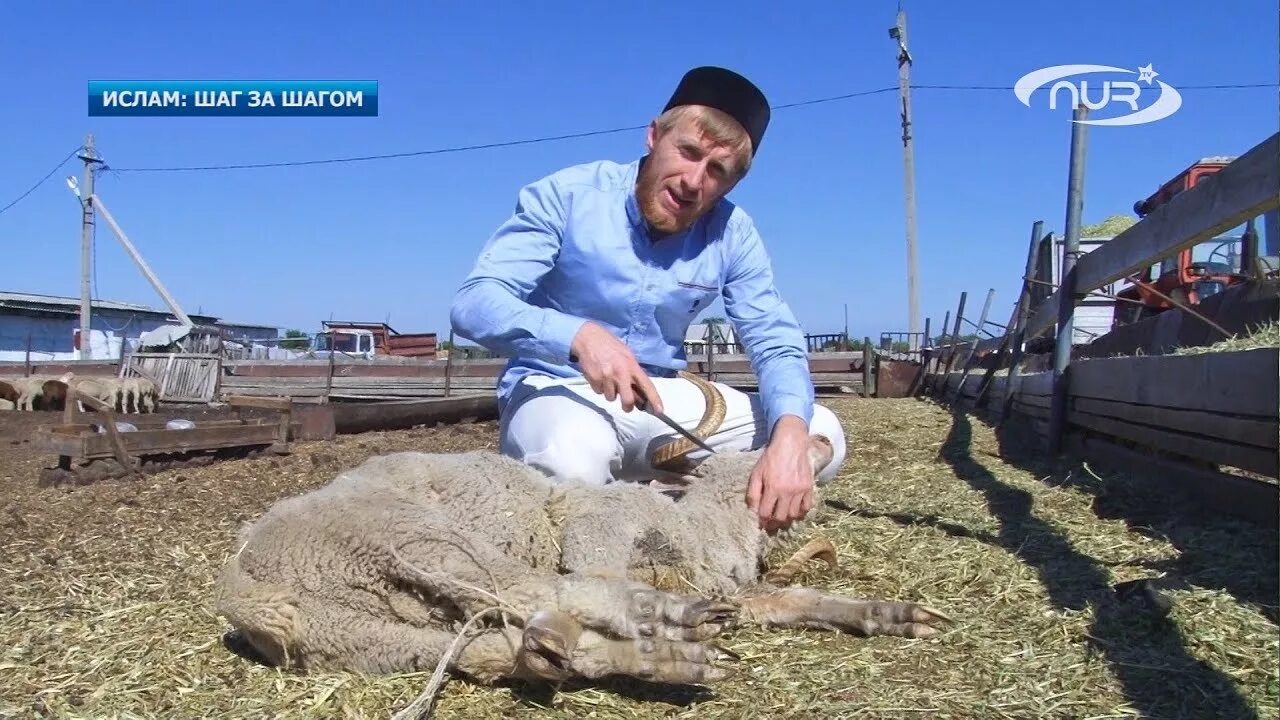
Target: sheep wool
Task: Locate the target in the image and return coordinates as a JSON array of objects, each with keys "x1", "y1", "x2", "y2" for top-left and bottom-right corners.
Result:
[{"x1": 214, "y1": 435, "x2": 952, "y2": 687}]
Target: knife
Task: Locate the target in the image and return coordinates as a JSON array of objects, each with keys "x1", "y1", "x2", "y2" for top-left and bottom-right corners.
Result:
[{"x1": 635, "y1": 390, "x2": 717, "y2": 455}]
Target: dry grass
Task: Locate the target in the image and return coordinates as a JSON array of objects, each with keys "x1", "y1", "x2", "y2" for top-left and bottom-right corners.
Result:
[
  {"x1": 1, "y1": 399, "x2": 1276, "y2": 719},
  {"x1": 1172, "y1": 319, "x2": 1279, "y2": 355}
]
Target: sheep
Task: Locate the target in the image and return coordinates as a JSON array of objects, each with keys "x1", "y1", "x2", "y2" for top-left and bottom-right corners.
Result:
[
  {"x1": 55, "y1": 373, "x2": 124, "y2": 413},
  {"x1": 214, "y1": 422, "x2": 952, "y2": 690},
  {"x1": 121, "y1": 376, "x2": 158, "y2": 413},
  {"x1": 39, "y1": 379, "x2": 67, "y2": 412},
  {"x1": 9, "y1": 376, "x2": 45, "y2": 411},
  {"x1": 0, "y1": 380, "x2": 17, "y2": 406}
]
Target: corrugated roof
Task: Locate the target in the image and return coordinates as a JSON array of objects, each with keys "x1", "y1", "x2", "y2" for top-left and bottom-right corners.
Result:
[
  {"x1": 0, "y1": 291, "x2": 278, "y2": 330},
  {"x1": 217, "y1": 320, "x2": 280, "y2": 331},
  {"x1": 0, "y1": 290, "x2": 164, "y2": 314}
]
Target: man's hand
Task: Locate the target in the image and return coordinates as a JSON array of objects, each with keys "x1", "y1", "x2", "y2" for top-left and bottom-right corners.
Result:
[
  {"x1": 746, "y1": 415, "x2": 814, "y2": 531},
  {"x1": 570, "y1": 322, "x2": 663, "y2": 414}
]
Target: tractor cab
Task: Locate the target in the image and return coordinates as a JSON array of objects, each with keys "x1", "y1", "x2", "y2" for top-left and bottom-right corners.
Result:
[{"x1": 1112, "y1": 157, "x2": 1258, "y2": 326}]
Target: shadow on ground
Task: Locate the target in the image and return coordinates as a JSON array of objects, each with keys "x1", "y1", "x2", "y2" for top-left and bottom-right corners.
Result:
[
  {"x1": 983, "y1": 408, "x2": 1273, "y2": 719},
  {"x1": 870, "y1": 402, "x2": 1274, "y2": 720}
]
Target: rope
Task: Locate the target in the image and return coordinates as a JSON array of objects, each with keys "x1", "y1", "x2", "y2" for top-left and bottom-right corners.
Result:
[{"x1": 389, "y1": 605, "x2": 508, "y2": 720}]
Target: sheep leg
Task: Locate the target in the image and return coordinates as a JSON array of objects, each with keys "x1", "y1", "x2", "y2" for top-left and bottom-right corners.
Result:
[
  {"x1": 735, "y1": 587, "x2": 953, "y2": 639},
  {"x1": 516, "y1": 608, "x2": 736, "y2": 686},
  {"x1": 387, "y1": 534, "x2": 737, "y2": 644},
  {"x1": 550, "y1": 574, "x2": 739, "y2": 643}
]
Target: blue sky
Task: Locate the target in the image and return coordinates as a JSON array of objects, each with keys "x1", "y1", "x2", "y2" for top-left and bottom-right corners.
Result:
[{"x1": 1, "y1": 1, "x2": 1275, "y2": 344}]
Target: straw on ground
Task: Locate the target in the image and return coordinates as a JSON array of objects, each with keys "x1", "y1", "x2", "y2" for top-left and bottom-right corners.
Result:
[{"x1": 0, "y1": 398, "x2": 1275, "y2": 719}]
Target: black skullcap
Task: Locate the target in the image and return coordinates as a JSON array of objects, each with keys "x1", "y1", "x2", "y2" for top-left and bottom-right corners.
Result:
[{"x1": 663, "y1": 66, "x2": 770, "y2": 155}]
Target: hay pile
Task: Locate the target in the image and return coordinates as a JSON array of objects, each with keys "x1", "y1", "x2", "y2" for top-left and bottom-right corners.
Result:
[
  {"x1": 1082, "y1": 214, "x2": 1139, "y2": 237},
  {"x1": 1172, "y1": 319, "x2": 1279, "y2": 355},
  {"x1": 1, "y1": 399, "x2": 1275, "y2": 718}
]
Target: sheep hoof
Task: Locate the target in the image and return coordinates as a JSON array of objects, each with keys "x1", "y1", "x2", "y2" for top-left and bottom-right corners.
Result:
[
  {"x1": 625, "y1": 589, "x2": 739, "y2": 642},
  {"x1": 808, "y1": 597, "x2": 954, "y2": 639},
  {"x1": 615, "y1": 636, "x2": 738, "y2": 685},
  {"x1": 515, "y1": 610, "x2": 582, "y2": 682},
  {"x1": 676, "y1": 598, "x2": 740, "y2": 631}
]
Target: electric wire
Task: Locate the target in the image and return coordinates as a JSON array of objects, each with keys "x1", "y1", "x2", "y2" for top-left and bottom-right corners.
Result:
[
  {"x1": 3, "y1": 80, "x2": 1277, "y2": 199},
  {"x1": 0, "y1": 147, "x2": 83, "y2": 216},
  {"x1": 104, "y1": 81, "x2": 1280, "y2": 174}
]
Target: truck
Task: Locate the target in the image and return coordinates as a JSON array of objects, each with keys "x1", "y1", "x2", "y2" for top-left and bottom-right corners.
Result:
[
  {"x1": 1110, "y1": 156, "x2": 1262, "y2": 328},
  {"x1": 311, "y1": 321, "x2": 438, "y2": 359}
]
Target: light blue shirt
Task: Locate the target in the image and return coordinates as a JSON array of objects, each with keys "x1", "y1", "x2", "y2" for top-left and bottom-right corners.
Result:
[{"x1": 449, "y1": 157, "x2": 814, "y2": 434}]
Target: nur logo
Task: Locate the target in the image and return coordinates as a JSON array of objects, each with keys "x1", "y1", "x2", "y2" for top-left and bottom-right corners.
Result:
[{"x1": 1014, "y1": 64, "x2": 1182, "y2": 126}]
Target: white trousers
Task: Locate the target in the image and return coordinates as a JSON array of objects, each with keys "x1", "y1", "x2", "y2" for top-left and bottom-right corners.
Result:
[{"x1": 498, "y1": 374, "x2": 848, "y2": 487}]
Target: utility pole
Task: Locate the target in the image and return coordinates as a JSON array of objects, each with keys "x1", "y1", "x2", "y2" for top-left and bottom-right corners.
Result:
[
  {"x1": 843, "y1": 302, "x2": 849, "y2": 347},
  {"x1": 1048, "y1": 105, "x2": 1088, "y2": 456},
  {"x1": 77, "y1": 134, "x2": 103, "y2": 360},
  {"x1": 889, "y1": 9, "x2": 920, "y2": 350}
]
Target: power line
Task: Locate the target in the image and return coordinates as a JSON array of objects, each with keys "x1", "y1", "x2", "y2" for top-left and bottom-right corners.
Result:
[
  {"x1": 104, "y1": 81, "x2": 1280, "y2": 174},
  {"x1": 0, "y1": 147, "x2": 83, "y2": 216},
  {"x1": 5, "y1": 81, "x2": 1276, "y2": 186},
  {"x1": 109, "y1": 88, "x2": 904, "y2": 173},
  {"x1": 915, "y1": 82, "x2": 1279, "y2": 90}
]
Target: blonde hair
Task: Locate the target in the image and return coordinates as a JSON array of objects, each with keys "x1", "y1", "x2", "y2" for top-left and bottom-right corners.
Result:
[{"x1": 653, "y1": 104, "x2": 754, "y2": 177}]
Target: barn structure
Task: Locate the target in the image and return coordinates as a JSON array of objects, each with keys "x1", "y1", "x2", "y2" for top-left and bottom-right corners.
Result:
[
  {"x1": 0, "y1": 290, "x2": 279, "y2": 362},
  {"x1": 683, "y1": 320, "x2": 740, "y2": 356}
]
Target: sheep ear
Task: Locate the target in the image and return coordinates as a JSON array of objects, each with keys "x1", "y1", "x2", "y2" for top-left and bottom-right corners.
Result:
[{"x1": 807, "y1": 434, "x2": 834, "y2": 476}]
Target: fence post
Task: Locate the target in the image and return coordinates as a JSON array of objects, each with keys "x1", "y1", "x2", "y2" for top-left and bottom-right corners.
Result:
[
  {"x1": 922, "y1": 309, "x2": 950, "y2": 396},
  {"x1": 325, "y1": 334, "x2": 336, "y2": 403},
  {"x1": 938, "y1": 292, "x2": 968, "y2": 400},
  {"x1": 706, "y1": 330, "x2": 715, "y2": 381},
  {"x1": 862, "y1": 336, "x2": 873, "y2": 397},
  {"x1": 948, "y1": 288, "x2": 995, "y2": 407},
  {"x1": 908, "y1": 316, "x2": 932, "y2": 396},
  {"x1": 443, "y1": 329, "x2": 455, "y2": 398},
  {"x1": 1049, "y1": 104, "x2": 1088, "y2": 454},
  {"x1": 974, "y1": 220, "x2": 1044, "y2": 414}
]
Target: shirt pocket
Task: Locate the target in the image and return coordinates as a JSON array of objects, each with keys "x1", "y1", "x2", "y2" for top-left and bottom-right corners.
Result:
[{"x1": 672, "y1": 279, "x2": 720, "y2": 316}]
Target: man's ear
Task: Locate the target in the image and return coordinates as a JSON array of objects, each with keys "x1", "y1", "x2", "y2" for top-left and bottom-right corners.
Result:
[{"x1": 646, "y1": 120, "x2": 658, "y2": 153}]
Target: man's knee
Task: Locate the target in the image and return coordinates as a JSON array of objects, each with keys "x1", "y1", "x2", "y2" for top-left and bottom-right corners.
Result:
[
  {"x1": 499, "y1": 393, "x2": 622, "y2": 486},
  {"x1": 809, "y1": 404, "x2": 848, "y2": 485}
]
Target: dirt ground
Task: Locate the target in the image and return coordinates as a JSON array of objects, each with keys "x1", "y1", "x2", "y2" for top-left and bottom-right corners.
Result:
[{"x1": 0, "y1": 397, "x2": 1276, "y2": 719}]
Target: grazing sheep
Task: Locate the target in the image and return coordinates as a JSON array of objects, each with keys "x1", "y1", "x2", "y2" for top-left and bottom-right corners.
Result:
[
  {"x1": 10, "y1": 377, "x2": 45, "y2": 411},
  {"x1": 215, "y1": 413, "x2": 951, "y2": 689},
  {"x1": 0, "y1": 380, "x2": 17, "y2": 405},
  {"x1": 121, "y1": 376, "x2": 158, "y2": 413},
  {"x1": 39, "y1": 379, "x2": 67, "y2": 412},
  {"x1": 58, "y1": 373, "x2": 125, "y2": 412}
]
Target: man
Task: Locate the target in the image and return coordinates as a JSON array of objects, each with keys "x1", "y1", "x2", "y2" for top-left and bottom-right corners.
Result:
[{"x1": 450, "y1": 66, "x2": 847, "y2": 530}]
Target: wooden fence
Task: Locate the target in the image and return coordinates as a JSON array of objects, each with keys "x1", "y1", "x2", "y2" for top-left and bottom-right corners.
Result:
[
  {"x1": 219, "y1": 343, "x2": 883, "y2": 401},
  {"x1": 122, "y1": 352, "x2": 222, "y2": 403},
  {"x1": 916, "y1": 130, "x2": 1279, "y2": 525}
]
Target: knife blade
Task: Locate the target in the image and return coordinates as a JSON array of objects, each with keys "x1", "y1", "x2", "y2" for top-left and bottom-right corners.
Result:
[{"x1": 635, "y1": 393, "x2": 717, "y2": 455}]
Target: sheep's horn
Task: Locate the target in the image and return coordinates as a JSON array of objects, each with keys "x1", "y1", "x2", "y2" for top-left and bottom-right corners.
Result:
[
  {"x1": 650, "y1": 370, "x2": 726, "y2": 472},
  {"x1": 764, "y1": 536, "x2": 838, "y2": 586}
]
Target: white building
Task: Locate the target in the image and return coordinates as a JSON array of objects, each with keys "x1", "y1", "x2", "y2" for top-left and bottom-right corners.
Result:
[{"x1": 0, "y1": 290, "x2": 279, "y2": 362}]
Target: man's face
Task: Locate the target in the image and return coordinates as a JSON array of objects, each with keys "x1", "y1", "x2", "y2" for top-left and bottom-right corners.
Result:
[{"x1": 636, "y1": 109, "x2": 746, "y2": 235}]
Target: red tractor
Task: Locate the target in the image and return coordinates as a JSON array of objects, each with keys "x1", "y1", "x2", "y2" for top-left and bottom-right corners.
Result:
[{"x1": 1111, "y1": 157, "x2": 1259, "y2": 327}]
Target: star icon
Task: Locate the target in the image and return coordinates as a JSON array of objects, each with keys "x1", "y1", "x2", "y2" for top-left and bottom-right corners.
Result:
[{"x1": 1137, "y1": 63, "x2": 1159, "y2": 85}]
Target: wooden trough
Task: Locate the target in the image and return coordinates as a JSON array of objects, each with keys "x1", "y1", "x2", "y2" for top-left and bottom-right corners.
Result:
[
  {"x1": 329, "y1": 393, "x2": 498, "y2": 434},
  {"x1": 32, "y1": 393, "x2": 297, "y2": 485}
]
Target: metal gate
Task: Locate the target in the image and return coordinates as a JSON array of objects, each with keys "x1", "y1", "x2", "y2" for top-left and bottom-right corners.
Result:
[{"x1": 122, "y1": 352, "x2": 221, "y2": 403}]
